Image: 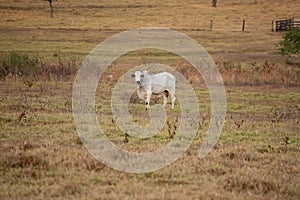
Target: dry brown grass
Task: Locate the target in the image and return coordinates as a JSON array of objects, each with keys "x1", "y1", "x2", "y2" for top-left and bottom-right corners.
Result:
[
  {"x1": 1, "y1": 79, "x2": 299, "y2": 199},
  {"x1": 0, "y1": 0, "x2": 300, "y2": 63}
]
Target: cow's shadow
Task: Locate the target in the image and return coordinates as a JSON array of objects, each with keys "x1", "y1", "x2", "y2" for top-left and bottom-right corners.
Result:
[{"x1": 129, "y1": 93, "x2": 163, "y2": 105}]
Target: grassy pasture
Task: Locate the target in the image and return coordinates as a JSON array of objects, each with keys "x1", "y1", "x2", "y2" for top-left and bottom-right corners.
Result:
[
  {"x1": 1, "y1": 81, "x2": 299, "y2": 199},
  {"x1": 0, "y1": 0, "x2": 300, "y2": 199}
]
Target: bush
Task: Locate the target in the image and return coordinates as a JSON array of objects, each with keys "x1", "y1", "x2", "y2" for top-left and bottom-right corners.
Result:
[
  {"x1": 278, "y1": 29, "x2": 300, "y2": 56},
  {"x1": 0, "y1": 52, "x2": 40, "y2": 79},
  {"x1": 0, "y1": 52, "x2": 79, "y2": 81}
]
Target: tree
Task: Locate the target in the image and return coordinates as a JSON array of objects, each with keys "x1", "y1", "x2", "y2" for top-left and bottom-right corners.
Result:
[
  {"x1": 48, "y1": 0, "x2": 54, "y2": 18},
  {"x1": 278, "y1": 29, "x2": 300, "y2": 56},
  {"x1": 212, "y1": 0, "x2": 217, "y2": 7},
  {"x1": 43, "y1": 0, "x2": 56, "y2": 18}
]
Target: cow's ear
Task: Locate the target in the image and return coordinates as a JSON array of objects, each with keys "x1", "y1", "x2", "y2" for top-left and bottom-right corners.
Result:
[
  {"x1": 131, "y1": 74, "x2": 135, "y2": 77},
  {"x1": 141, "y1": 74, "x2": 144, "y2": 77}
]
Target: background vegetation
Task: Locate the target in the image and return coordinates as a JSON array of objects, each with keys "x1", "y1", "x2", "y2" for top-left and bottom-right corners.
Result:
[{"x1": 278, "y1": 28, "x2": 300, "y2": 56}]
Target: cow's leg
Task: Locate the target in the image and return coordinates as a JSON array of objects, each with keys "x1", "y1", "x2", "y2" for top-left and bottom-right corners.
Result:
[
  {"x1": 137, "y1": 88, "x2": 144, "y2": 99},
  {"x1": 170, "y1": 92, "x2": 176, "y2": 110},
  {"x1": 163, "y1": 94, "x2": 168, "y2": 108},
  {"x1": 145, "y1": 90, "x2": 152, "y2": 110},
  {"x1": 163, "y1": 90, "x2": 169, "y2": 108}
]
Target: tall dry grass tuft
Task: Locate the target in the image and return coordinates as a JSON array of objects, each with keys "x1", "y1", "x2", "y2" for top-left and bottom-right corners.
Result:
[
  {"x1": 218, "y1": 61, "x2": 300, "y2": 86},
  {"x1": 174, "y1": 59, "x2": 300, "y2": 86},
  {"x1": 0, "y1": 142, "x2": 105, "y2": 172},
  {"x1": 175, "y1": 60, "x2": 204, "y2": 84},
  {"x1": 1, "y1": 52, "x2": 299, "y2": 86}
]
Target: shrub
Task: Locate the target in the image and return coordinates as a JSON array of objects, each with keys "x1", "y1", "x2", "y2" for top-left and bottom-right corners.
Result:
[
  {"x1": 0, "y1": 52, "x2": 79, "y2": 81},
  {"x1": 0, "y1": 52, "x2": 40, "y2": 79},
  {"x1": 278, "y1": 28, "x2": 300, "y2": 56}
]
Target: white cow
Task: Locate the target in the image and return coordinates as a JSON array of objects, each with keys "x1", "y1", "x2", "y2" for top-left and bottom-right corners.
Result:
[{"x1": 131, "y1": 70, "x2": 176, "y2": 110}]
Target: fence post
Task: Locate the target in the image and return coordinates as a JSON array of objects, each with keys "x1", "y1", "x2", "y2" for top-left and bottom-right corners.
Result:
[
  {"x1": 289, "y1": 18, "x2": 294, "y2": 30},
  {"x1": 242, "y1": 19, "x2": 245, "y2": 32},
  {"x1": 98, "y1": 20, "x2": 101, "y2": 31},
  {"x1": 210, "y1": 19, "x2": 213, "y2": 31},
  {"x1": 272, "y1": 21, "x2": 274, "y2": 32},
  {"x1": 71, "y1": 19, "x2": 75, "y2": 28}
]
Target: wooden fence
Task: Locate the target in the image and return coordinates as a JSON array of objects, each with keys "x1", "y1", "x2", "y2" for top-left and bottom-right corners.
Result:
[{"x1": 272, "y1": 18, "x2": 300, "y2": 32}]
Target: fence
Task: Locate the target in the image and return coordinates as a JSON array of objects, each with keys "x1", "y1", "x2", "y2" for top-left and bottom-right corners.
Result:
[
  {"x1": 272, "y1": 18, "x2": 300, "y2": 32},
  {"x1": 34, "y1": 18, "x2": 300, "y2": 32}
]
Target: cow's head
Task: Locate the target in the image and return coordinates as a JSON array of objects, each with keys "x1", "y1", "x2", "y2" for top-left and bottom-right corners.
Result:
[{"x1": 131, "y1": 71, "x2": 144, "y2": 86}]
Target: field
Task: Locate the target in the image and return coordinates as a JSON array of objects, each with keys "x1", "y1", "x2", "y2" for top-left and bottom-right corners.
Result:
[{"x1": 0, "y1": 0, "x2": 300, "y2": 199}]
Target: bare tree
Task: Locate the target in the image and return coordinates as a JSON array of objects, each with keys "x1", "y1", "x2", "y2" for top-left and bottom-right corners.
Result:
[
  {"x1": 43, "y1": 0, "x2": 56, "y2": 18},
  {"x1": 48, "y1": 0, "x2": 54, "y2": 18},
  {"x1": 212, "y1": 0, "x2": 217, "y2": 7}
]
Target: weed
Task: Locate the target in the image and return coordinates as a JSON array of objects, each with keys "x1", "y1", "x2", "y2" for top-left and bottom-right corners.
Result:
[
  {"x1": 18, "y1": 111, "x2": 27, "y2": 123},
  {"x1": 166, "y1": 117, "x2": 178, "y2": 139},
  {"x1": 72, "y1": 135, "x2": 83, "y2": 145},
  {"x1": 284, "y1": 57, "x2": 292, "y2": 65},
  {"x1": 123, "y1": 132, "x2": 129, "y2": 143},
  {"x1": 282, "y1": 136, "x2": 291, "y2": 153},
  {"x1": 234, "y1": 119, "x2": 244, "y2": 129}
]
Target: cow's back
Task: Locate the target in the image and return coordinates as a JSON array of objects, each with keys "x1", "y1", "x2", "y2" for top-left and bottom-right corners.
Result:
[{"x1": 150, "y1": 72, "x2": 175, "y2": 93}]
